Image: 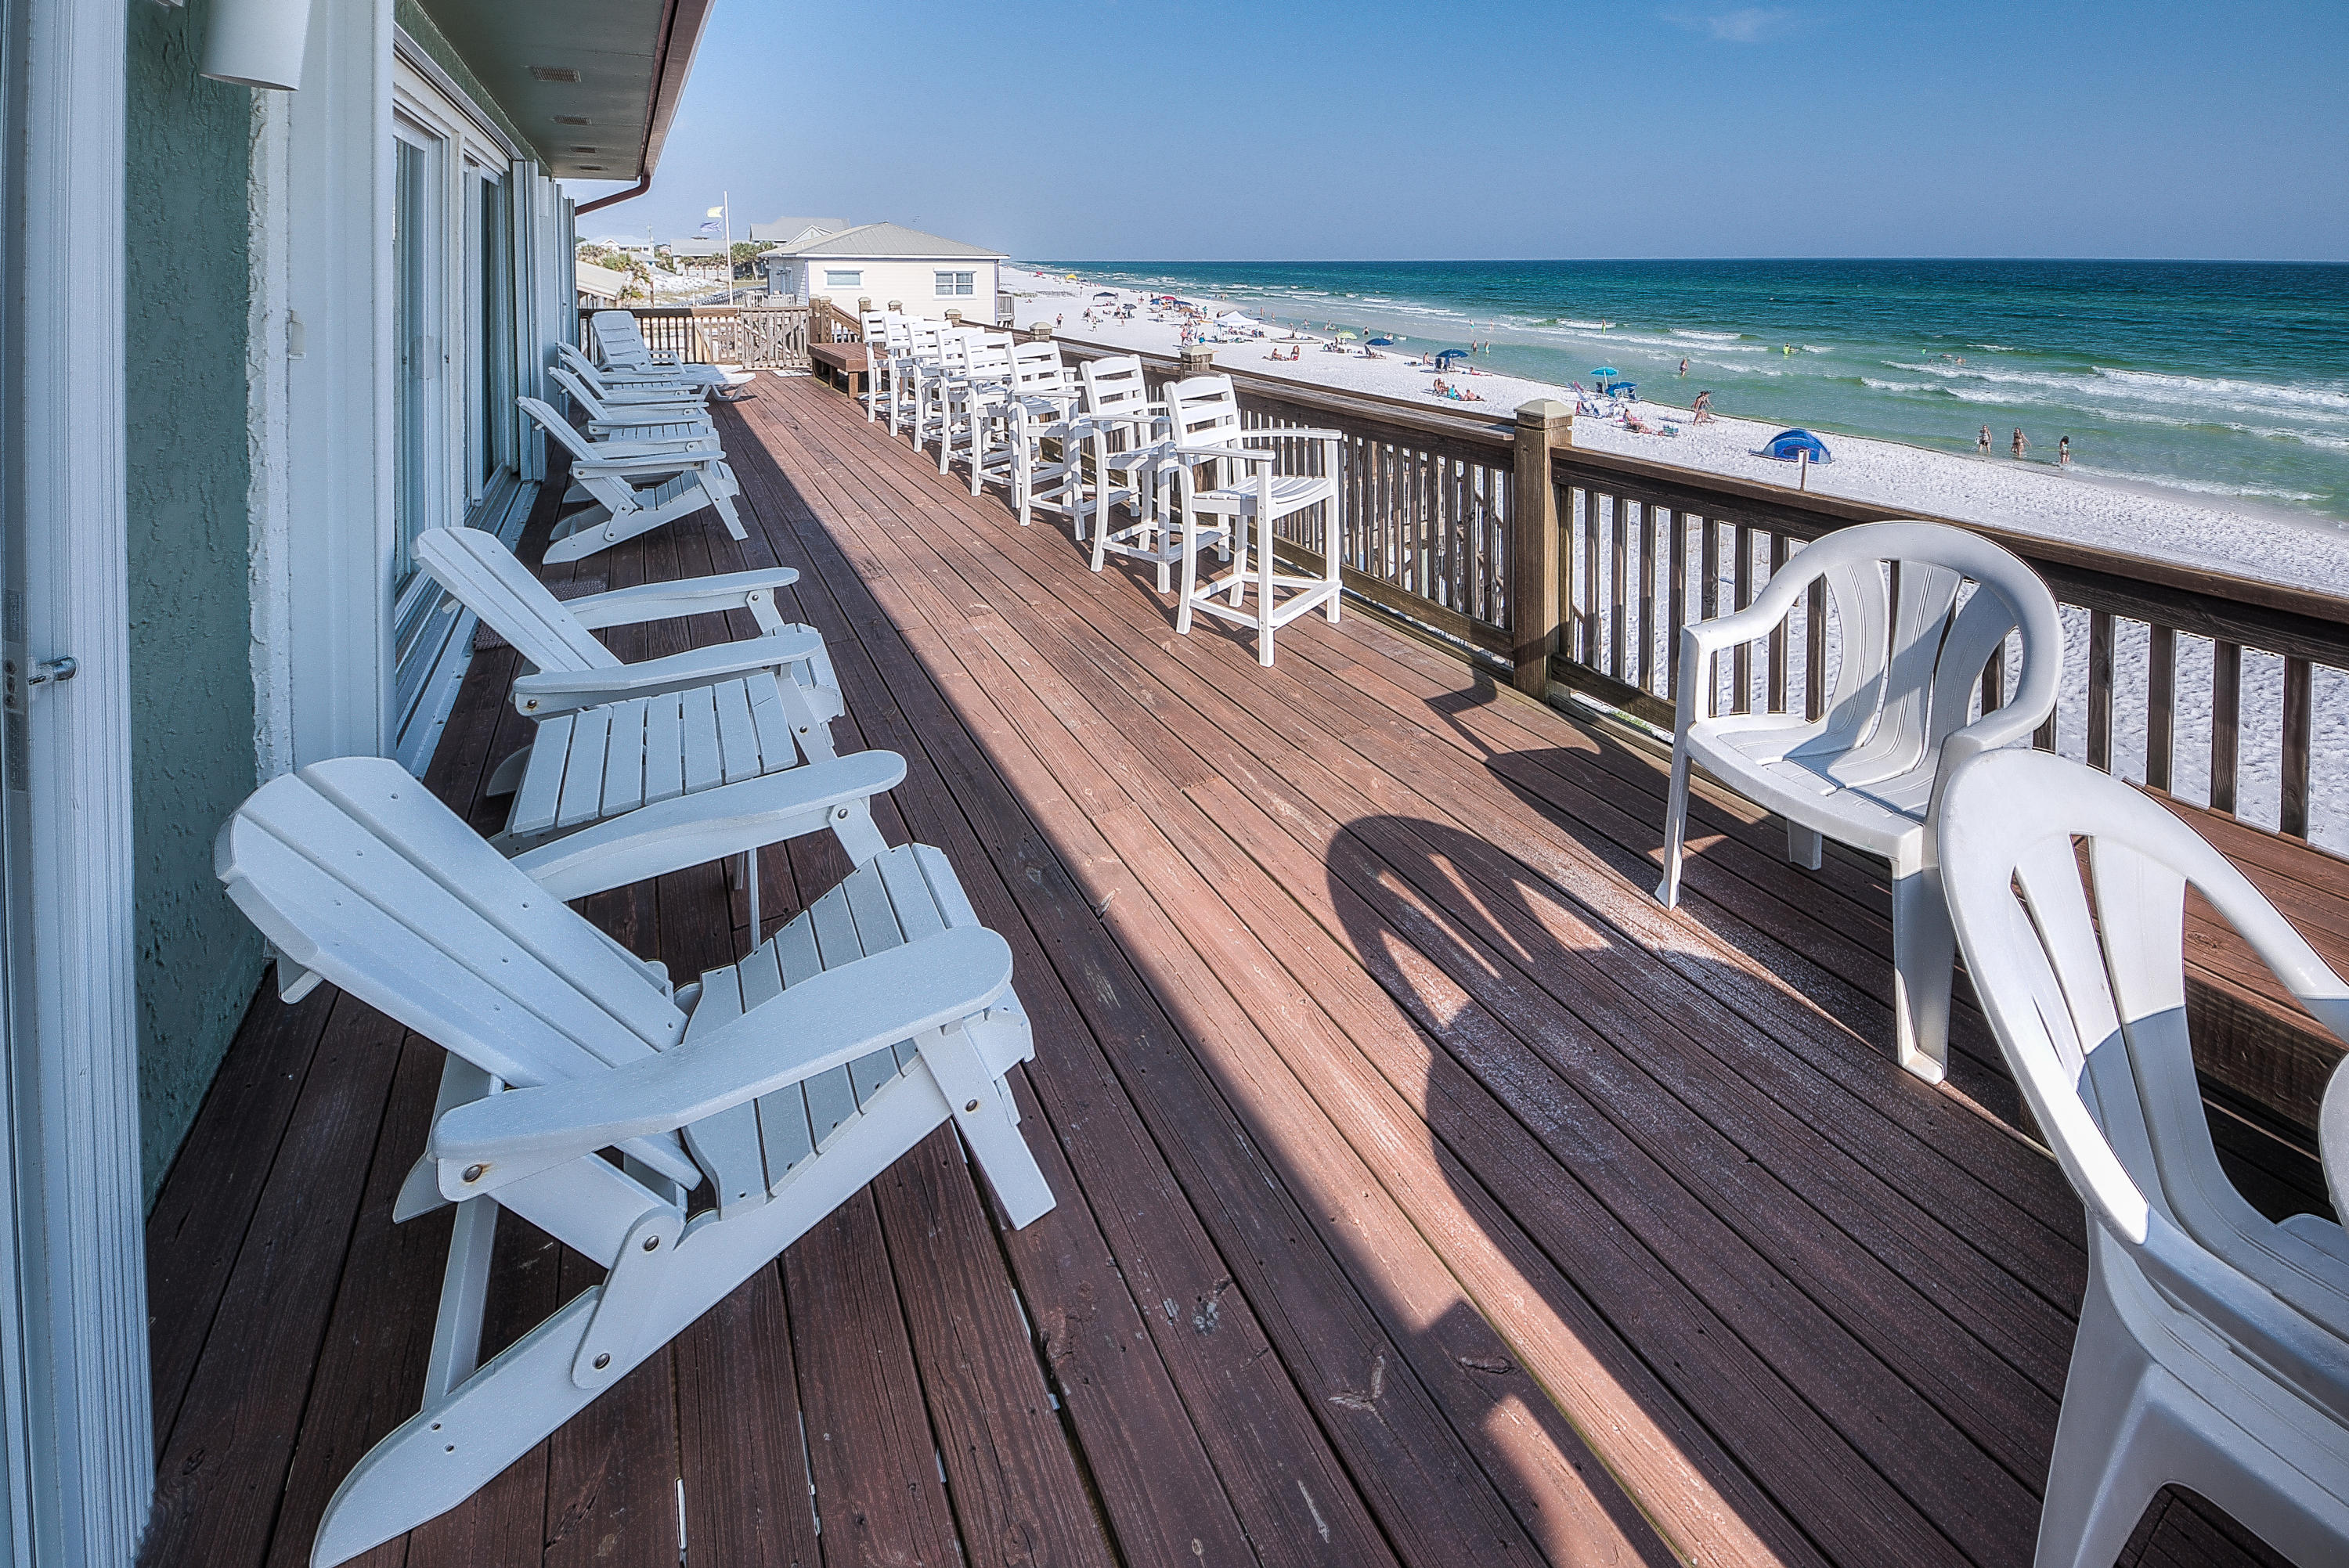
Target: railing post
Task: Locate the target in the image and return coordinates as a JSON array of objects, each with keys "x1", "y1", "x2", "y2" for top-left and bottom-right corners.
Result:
[
  {"x1": 1510, "y1": 398, "x2": 1571, "y2": 697},
  {"x1": 1177, "y1": 344, "x2": 1214, "y2": 379},
  {"x1": 1027, "y1": 321, "x2": 1054, "y2": 344}
]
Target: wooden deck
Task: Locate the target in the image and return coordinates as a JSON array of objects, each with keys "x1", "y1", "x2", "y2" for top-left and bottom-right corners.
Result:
[{"x1": 140, "y1": 376, "x2": 2324, "y2": 1568}]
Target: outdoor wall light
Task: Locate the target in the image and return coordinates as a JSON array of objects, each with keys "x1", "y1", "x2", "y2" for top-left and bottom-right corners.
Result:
[{"x1": 200, "y1": 0, "x2": 315, "y2": 92}]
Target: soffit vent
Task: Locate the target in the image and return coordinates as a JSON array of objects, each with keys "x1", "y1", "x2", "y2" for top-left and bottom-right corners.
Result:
[
  {"x1": 529, "y1": 65, "x2": 582, "y2": 82},
  {"x1": 553, "y1": 115, "x2": 591, "y2": 126}
]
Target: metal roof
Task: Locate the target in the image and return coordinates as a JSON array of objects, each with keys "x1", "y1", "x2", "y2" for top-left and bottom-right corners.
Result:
[
  {"x1": 748, "y1": 215, "x2": 853, "y2": 243},
  {"x1": 758, "y1": 222, "x2": 1008, "y2": 261},
  {"x1": 410, "y1": 0, "x2": 716, "y2": 179}
]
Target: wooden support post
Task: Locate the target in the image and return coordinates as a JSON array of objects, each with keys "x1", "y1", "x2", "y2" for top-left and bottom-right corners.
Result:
[
  {"x1": 1510, "y1": 399, "x2": 1571, "y2": 697},
  {"x1": 1177, "y1": 344, "x2": 1215, "y2": 380}
]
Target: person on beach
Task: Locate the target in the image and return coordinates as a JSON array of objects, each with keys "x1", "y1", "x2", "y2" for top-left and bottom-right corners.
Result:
[
  {"x1": 1692, "y1": 391, "x2": 1714, "y2": 424},
  {"x1": 2059, "y1": 436, "x2": 2071, "y2": 467},
  {"x1": 1978, "y1": 425, "x2": 1992, "y2": 456},
  {"x1": 2012, "y1": 429, "x2": 2029, "y2": 460}
]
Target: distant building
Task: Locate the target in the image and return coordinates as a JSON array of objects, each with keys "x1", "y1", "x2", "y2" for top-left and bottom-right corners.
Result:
[
  {"x1": 757, "y1": 222, "x2": 1008, "y2": 312},
  {"x1": 576, "y1": 260, "x2": 631, "y2": 305},
  {"x1": 748, "y1": 214, "x2": 851, "y2": 247}
]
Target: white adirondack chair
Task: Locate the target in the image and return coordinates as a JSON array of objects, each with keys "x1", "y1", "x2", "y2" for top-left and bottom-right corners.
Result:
[
  {"x1": 590, "y1": 309, "x2": 754, "y2": 398},
  {"x1": 518, "y1": 396, "x2": 746, "y2": 564},
  {"x1": 1654, "y1": 521, "x2": 2061, "y2": 1081},
  {"x1": 1161, "y1": 374, "x2": 1345, "y2": 667},
  {"x1": 554, "y1": 342, "x2": 712, "y2": 403},
  {"x1": 1939, "y1": 749, "x2": 2349, "y2": 1568},
  {"x1": 549, "y1": 366, "x2": 711, "y2": 444},
  {"x1": 417, "y1": 524, "x2": 858, "y2": 934},
  {"x1": 1070, "y1": 354, "x2": 1169, "y2": 550},
  {"x1": 217, "y1": 755, "x2": 1056, "y2": 1566}
]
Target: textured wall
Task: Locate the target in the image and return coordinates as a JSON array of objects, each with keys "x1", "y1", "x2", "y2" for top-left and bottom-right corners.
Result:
[{"x1": 124, "y1": 0, "x2": 265, "y2": 1204}]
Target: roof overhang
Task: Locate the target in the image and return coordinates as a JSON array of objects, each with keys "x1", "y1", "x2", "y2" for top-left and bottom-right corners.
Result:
[{"x1": 410, "y1": 0, "x2": 716, "y2": 180}]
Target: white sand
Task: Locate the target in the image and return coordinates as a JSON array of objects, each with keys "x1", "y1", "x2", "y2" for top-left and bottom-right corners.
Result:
[{"x1": 1005, "y1": 267, "x2": 2349, "y2": 851}]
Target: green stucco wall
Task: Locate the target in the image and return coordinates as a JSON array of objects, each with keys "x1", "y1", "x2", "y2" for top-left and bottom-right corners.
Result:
[{"x1": 124, "y1": 0, "x2": 265, "y2": 1205}]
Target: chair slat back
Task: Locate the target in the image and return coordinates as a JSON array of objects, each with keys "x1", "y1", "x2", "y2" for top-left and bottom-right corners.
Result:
[
  {"x1": 904, "y1": 319, "x2": 947, "y2": 364},
  {"x1": 518, "y1": 396, "x2": 596, "y2": 464},
  {"x1": 1009, "y1": 341, "x2": 1071, "y2": 400},
  {"x1": 1080, "y1": 355, "x2": 1153, "y2": 424},
  {"x1": 219, "y1": 759, "x2": 686, "y2": 1091},
  {"x1": 549, "y1": 367, "x2": 621, "y2": 424},
  {"x1": 416, "y1": 528, "x2": 622, "y2": 673},
  {"x1": 1943, "y1": 752, "x2": 2349, "y2": 1326},
  {"x1": 592, "y1": 310, "x2": 657, "y2": 369},
  {"x1": 962, "y1": 333, "x2": 1013, "y2": 383}
]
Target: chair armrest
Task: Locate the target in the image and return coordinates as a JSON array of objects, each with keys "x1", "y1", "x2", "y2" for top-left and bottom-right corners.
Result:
[
  {"x1": 585, "y1": 434, "x2": 721, "y2": 460},
  {"x1": 565, "y1": 568, "x2": 803, "y2": 629},
  {"x1": 1173, "y1": 443, "x2": 1277, "y2": 465},
  {"x1": 572, "y1": 449, "x2": 723, "y2": 478},
  {"x1": 511, "y1": 632, "x2": 825, "y2": 715},
  {"x1": 430, "y1": 925, "x2": 1014, "y2": 1173},
  {"x1": 507, "y1": 750, "x2": 907, "y2": 900},
  {"x1": 1678, "y1": 598, "x2": 1792, "y2": 658}
]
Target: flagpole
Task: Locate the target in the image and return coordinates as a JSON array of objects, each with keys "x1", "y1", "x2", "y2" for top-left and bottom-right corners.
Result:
[{"x1": 723, "y1": 190, "x2": 733, "y2": 306}]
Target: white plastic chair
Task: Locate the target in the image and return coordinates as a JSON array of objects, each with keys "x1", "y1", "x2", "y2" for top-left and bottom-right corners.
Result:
[
  {"x1": 1161, "y1": 374, "x2": 1344, "y2": 668},
  {"x1": 218, "y1": 756, "x2": 1055, "y2": 1566},
  {"x1": 1654, "y1": 520, "x2": 2062, "y2": 1081},
  {"x1": 1939, "y1": 749, "x2": 2349, "y2": 1568},
  {"x1": 909, "y1": 325, "x2": 972, "y2": 456},
  {"x1": 892, "y1": 319, "x2": 947, "y2": 442},
  {"x1": 518, "y1": 396, "x2": 746, "y2": 563}
]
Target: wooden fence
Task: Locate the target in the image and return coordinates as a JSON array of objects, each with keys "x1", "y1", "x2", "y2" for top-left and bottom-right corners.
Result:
[{"x1": 577, "y1": 305, "x2": 810, "y2": 370}]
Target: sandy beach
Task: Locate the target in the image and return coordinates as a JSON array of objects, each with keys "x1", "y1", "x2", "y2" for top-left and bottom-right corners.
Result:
[
  {"x1": 1003, "y1": 266, "x2": 2349, "y2": 596},
  {"x1": 1003, "y1": 265, "x2": 2349, "y2": 850}
]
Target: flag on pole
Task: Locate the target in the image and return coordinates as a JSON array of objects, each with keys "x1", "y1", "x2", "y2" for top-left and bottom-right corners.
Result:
[
  {"x1": 697, "y1": 219, "x2": 720, "y2": 236},
  {"x1": 706, "y1": 206, "x2": 724, "y2": 218}
]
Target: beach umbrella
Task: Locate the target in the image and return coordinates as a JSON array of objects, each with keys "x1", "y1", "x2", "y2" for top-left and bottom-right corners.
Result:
[
  {"x1": 1591, "y1": 366, "x2": 1620, "y2": 378},
  {"x1": 1336, "y1": 330, "x2": 1357, "y2": 341}
]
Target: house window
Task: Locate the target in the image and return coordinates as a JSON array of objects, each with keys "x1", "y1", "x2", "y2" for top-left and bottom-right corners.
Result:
[
  {"x1": 823, "y1": 269, "x2": 862, "y2": 289},
  {"x1": 935, "y1": 269, "x2": 975, "y2": 297}
]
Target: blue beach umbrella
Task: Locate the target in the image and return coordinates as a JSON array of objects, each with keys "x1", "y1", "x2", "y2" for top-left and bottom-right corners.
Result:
[{"x1": 1590, "y1": 366, "x2": 1620, "y2": 378}]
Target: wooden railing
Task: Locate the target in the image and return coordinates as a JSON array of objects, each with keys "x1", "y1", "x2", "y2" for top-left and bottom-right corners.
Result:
[{"x1": 577, "y1": 305, "x2": 811, "y2": 370}]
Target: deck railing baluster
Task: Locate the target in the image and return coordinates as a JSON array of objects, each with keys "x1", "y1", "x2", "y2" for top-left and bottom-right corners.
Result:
[
  {"x1": 1668, "y1": 510, "x2": 1689, "y2": 702},
  {"x1": 2146, "y1": 625, "x2": 2175, "y2": 791},
  {"x1": 2087, "y1": 610, "x2": 2114, "y2": 772},
  {"x1": 1731, "y1": 521, "x2": 1754, "y2": 716},
  {"x1": 1767, "y1": 530, "x2": 1789, "y2": 713},
  {"x1": 2212, "y1": 640, "x2": 2243, "y2": 814},
  {"x1": 2283, "y1": 655, "x2": 2312, "y2": 838}
]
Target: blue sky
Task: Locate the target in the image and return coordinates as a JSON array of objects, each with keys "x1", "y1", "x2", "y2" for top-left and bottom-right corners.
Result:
[{"x1": 574, "y1": 0, "x2": 2349, "y2": 261}]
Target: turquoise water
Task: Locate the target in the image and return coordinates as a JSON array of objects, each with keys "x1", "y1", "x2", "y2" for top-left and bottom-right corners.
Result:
[{"x1": 1030, "y1": 259, "x2": 2349, "y2": 521}]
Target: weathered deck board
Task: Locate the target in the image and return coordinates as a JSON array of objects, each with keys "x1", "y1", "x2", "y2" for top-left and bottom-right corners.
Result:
[{"x1": 142, "y1": 376, "x2": 2327, "y2": 1568}]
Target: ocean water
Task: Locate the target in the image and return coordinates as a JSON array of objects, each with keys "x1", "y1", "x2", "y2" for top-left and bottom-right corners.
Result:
[{"x1": 1030, "y1": 258, "x2": 2349, "y2": 521}]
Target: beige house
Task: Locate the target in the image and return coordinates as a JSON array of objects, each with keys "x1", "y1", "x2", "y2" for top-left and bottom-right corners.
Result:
[{"x1": 758, "y1": 222, "x2": 1007, "y2": 313}]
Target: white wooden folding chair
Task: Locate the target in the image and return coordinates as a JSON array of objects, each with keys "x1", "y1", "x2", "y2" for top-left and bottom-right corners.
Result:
[
  {"x1": 418, "y1": 525, "x2": 857, "y2": 940},
  {"x1": 940, "y1": 332, "x2": 1014, "y2": 478},
  {"x1": 549, "y1": 366, "x2": 711, "y2": 444},
  {"x1": 858, "y1": 311, "x2": 906, "y2": 424},
  {"x1": 1939, "y1": 750, "x2": 2349, "y2": 1568},
  {"x1": 518, "y1": 396, "x2": 746, "y2": 564},
  {"x1": 1654, "y1": 520, "x2": 2062, "y2": 1081},
  {"x1": 218, "y1": 755, "x2": 1056, "y2": 1566},
  {"x1": 1161, "y1": 373, "x2": 1344, "y2": 667},
  {"x1": 891, "y1": 319, "x2": 947, "y2": 442},
  {"x1": 1071, "y1": 354, "x2": 1168, "y2": 551}
]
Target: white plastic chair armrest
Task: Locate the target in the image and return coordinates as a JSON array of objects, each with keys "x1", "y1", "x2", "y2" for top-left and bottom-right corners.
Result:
[
  {"x1": 510, "y1": 633, "x2": 826, "y2": 714},
  {"x1": 429, "y1": 925, "x2": 1014, "y2": 1171},
  {"x1": 565, "y1": 568, "x2": 803, "y2": 629},
  {"x1": 507, "y1": 751, "x2": 907, "y2": 901},
  {"x1": 2132, "y1": 1211, "x2": 2349, "y2": 1429}
]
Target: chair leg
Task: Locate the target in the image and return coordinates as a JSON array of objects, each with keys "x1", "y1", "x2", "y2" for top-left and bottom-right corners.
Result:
[
  {"x1": 1889, "y1": 838, "x2": 1955, "y2": 1083},
  {"x1": 1788, "y1": 820, "x2": 1824, "y2": 870},
  {"x1": 1175, "y1": 519, "x2": 1200, "y2": 635},
  {"x1": 1257, "y1": 518, "x2": 1277, "y2": 667},
  {"x1": 744, "y1": 849, "x2": 760, "y2": 955},
  {"x1": 1654, "y1": 742, "x2": 1694, "y2": 908},
  {"x1": 2033, "y1": 1264, "x2": 2167, "y2": 1568}
]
